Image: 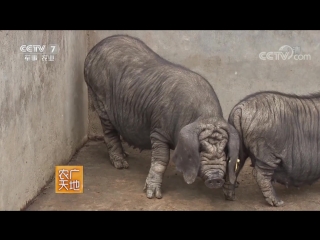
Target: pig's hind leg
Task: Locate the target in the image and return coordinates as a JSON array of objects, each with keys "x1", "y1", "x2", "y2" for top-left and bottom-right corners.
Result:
[
  {"x1": 100, "y1": 116, "x2": 129, "y2": 169},
  {"x1": 89, "y1": 88, "x2": 129, "y2": 169},
  {"x1": 250, "y1": 139, "x2": 284, "y2": 207}
]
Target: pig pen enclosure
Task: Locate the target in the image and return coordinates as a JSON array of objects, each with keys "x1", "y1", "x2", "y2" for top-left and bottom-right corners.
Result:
[{"x1": 2, "y1": 30, "x2": 320, "y2": 211}]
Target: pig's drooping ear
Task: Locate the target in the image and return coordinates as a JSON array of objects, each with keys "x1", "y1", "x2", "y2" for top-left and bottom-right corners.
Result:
[
  {"x1": 226, "y1": 124, "x2": 240, "y2": 185},
  {"x1": 171, "y1": 122, "x2": 201, "y2": 184}
]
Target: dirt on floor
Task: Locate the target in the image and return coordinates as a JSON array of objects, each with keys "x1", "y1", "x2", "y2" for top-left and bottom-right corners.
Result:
[{"x1": 25, "y1": 140, "x2": 320, "y2": 211}]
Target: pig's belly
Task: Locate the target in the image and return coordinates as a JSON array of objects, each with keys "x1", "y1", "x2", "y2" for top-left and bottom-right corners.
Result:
[
  {"x1": 111, "y1": 116, "x2": 153, "y2": 150},
  {"x1": 273, "y1": 166, "x2": 320, "y2": 187}
]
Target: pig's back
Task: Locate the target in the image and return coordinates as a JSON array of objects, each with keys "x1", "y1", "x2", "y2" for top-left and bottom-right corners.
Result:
[{"x1": 84, "y1": 35, "x2": 222, "y2": 150}]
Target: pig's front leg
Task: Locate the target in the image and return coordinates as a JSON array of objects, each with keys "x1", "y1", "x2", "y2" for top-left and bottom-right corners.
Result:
[{"x1": 143, "y1": 135, "x2": 170, "y2": 199}]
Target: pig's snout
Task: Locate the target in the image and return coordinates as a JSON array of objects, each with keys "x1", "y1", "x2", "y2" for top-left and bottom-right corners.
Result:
[{"x1": 204, "y1": 174, "x2": 225, "y2": 189}]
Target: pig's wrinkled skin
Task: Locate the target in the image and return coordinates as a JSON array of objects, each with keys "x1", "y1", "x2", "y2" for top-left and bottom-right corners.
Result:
[
  {"x1": 84, "y1": 35, "x2": 239, "y2": 199},
  {"x1": 226, "y1": 91, "x2": 320, "y2": 207}
]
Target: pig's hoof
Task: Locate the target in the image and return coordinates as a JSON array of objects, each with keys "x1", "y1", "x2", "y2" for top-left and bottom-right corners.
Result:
[
  {"x1": 266, "y1": 197, "x2": 284, "y2": 207},
  {"x1": 110, "y1": 155, "x2": 129, "y2": 169},
  {"x1": 112, "y1": 159, "x2": 129, "y2": 169},
  {"x1": 223, "y1": 190, "x2": 236, "y2": 201},
  {"x1": 222, "y1": 182, "x2": 236, "y2": 200},
  {"x1": 224, "y1": 194, "x2": 236, "y2": 201},
  {"x1": 143, "y1": 182, "x2": 162, "y2": 199}
]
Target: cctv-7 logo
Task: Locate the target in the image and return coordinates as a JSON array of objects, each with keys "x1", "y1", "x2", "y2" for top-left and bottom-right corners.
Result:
[{"x1": 48, "y1": 44, "x2": 59, "y2": 54}]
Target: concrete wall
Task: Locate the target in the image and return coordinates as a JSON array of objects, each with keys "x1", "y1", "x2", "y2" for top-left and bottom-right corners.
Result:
[
  {"x1": 0, "y1": 30, "x2": 89, "y2": 210},
  {"x1": 87, "y1": 30, "x2": 320, "y2": 138}
]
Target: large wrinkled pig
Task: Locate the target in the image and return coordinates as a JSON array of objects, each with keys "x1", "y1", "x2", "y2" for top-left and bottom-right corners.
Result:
[
  {"x1": 84, "y1": 35, "x2": 239, "y2": 199},
  {"x1": 226, "y1": 90, "x2": 320, "y2": 207}
]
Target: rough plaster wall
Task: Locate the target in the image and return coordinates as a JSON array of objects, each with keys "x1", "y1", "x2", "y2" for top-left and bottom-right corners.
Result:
[
  {"x1": 87, "y1": 30, "x2": 320, "y2": 137},
  {"x1": 0, "y1": 30, "x2": 88, "y2": 210}
]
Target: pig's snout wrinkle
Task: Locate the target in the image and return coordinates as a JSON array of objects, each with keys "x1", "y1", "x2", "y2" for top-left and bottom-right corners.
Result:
[{"x1": 205, "y1": 175, "x2": 225, "y2": 188}]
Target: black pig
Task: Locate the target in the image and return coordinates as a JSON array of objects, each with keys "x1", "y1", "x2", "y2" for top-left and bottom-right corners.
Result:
[
  {"x1": 84, "y1": 35, "x2": 239, "y2": 199},
  {"x1": 226, "y1": 91, "x2": 320, "y2": 207}
]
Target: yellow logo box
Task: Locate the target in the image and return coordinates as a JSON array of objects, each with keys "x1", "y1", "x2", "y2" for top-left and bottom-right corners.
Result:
[{"x1": 55, "y1": 166, "x2": 83, "y2": 193}]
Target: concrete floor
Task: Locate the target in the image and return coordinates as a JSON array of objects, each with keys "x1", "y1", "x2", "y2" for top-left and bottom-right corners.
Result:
[{"x1": 26, "y1": 140, "x2": 320, "y2": 211}]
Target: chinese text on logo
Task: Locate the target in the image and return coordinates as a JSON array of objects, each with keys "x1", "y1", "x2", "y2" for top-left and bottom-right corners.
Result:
[
  {"x1": 20, "y1": 44, "x2": 59, "y2": 62},
  {"x1": 55, "y1": 166, "x2": 83, "y2": 193}
]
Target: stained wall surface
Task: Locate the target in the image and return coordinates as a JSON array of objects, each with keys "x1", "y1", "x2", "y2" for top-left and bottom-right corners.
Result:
[
  {"x1": 0, "y1": 30, "x2": 89, "y2": 210},
  {"x1": 87, "y1": 30, "x2": 320, "y2": 137}
]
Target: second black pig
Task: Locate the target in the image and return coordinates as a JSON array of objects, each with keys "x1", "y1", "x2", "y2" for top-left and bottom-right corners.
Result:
[{"x1": 226, "y1": 91, "x2": 320, "y2": 207}]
